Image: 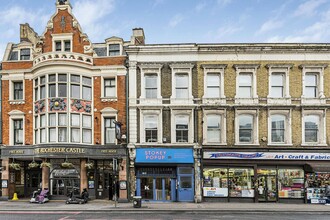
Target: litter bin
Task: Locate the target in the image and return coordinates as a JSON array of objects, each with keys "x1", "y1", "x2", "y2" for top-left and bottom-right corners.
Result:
[{"x1": 133, "y1": 196, "x2": 142, "y2": 208}]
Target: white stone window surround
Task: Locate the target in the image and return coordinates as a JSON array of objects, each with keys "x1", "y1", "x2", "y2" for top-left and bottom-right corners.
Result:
[
  {"x1": 170, "y1": 63, "x2": 194, "y2": 105},
  {"x1": 171, "y1": 108, "x2": 194, "y2": 144},
  {"x1": 7, "y1": 42, "x2": 32, "y2": 61},
  {"x1": 8, "y1": 73, "x2": 25, "y2": 104},
  {"x1": 9, "y1": 110, "x2": 25, "y2": 145},
  {"x1": 300, "y1": 64, "x2": 327, "y2": 105},
  {"x1": 202, "y1": 109, "x2": 227, "y2": 145},
  {"x1": 101, "y1": 76, "x2": 117, "y2": 101},
  {"x1": 52, "y1": 33, "x2": 73, "y2": 52},
  {"x1": 234, "y1": 64, "x2": 259, "y2": 104},
  {"x1": 267, "y1": 64, "x2": 292, "y2": 105},
  {"x1": 139, "y1": 109, "x2": 162, "y2": 144},
  {"x1": 139, "y1": 64, "x2": 163, "y2": 105},
  {"x1": 235, "y1": 109, "x2": 259, "y2": 146},
  {"x1": 301, "y1": 109, "x2": 326, "y2": 146},
  {"x1": 267, "y1": 109, "x2": 292, "y2": 146},
  {"x1": 101, "y1": 107, "x2": 118, "y2": 145},
  {"x1": 202, "y1": 64, "x2": 227, "y2": 104},
  {"x1": 106, "y1": 37, "x2": 124, "y2": 56}
]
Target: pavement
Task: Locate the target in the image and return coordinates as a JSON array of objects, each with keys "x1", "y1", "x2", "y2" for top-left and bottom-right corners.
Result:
[{"x1": 1, "y1": 199, "x2": 330, "y2": 212}]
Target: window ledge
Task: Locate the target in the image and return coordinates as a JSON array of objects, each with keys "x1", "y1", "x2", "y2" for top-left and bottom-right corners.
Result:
[
  {"x1": 202, "y1": 142, "x2": 227, "y2": 146},
  {"x1": 267, "y1": 144, "x2": 293, "y2": 147},
  {"x1": 9, "y1": 100, "x2": 25, "y2": 105},
  {"x1": 101, "y1": 97, "x2": 117, "y2": 102},
  {"x1": 301, "y1": 143, "x2": 328, "y2": 147},
  {"x1": 234, "y1": 143, "x2": 260, "y2": 146}
]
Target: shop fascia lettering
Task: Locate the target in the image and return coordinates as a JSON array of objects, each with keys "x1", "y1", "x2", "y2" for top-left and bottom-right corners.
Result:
[
  {"x1": 204, "y1": 152, "x2": 330, "y2": 160},
  {"x1": 35, "y1": 147, "x2": 85, "y2": 154},
  {"x1": 145, "y1": 150, "x2": 166, "y2": 160}
]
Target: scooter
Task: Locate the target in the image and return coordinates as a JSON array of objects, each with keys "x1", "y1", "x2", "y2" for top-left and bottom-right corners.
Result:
[
  {"x1": 65, "y1": 188, "x2": 89, "y2": 204},
  {"x1": 30, "y1": 189, "x2": 49, "y2": 204}
]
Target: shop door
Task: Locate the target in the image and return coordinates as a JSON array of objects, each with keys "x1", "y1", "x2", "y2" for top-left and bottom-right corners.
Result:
[
  {"x1": 177, "y1": 167, "x2": 194, "y2": 202},
  {"x1": 52, "y1": 178, "x2": 80, "y2": 197},
  {"x1": 26, "y1": 170, "x2": 41, "y2": 197},
  {"x1": 257, "y1": 174, "x2": 277, "y2": 202}
]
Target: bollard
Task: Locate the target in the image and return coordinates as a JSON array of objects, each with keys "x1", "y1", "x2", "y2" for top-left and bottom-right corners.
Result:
[{"x1": 12, "y1": 193, "x2": 19, "y2": 201}]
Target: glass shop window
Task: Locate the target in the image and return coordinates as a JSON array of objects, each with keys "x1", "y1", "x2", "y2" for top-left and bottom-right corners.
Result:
[
  {"x1": 278, "y1": 169, "x2": 304, "y2": 198},
  {"x1": 203, "y1": 168, "x2": 228, "y2": 197},
  {"x1": 229, "y1": 168, "x2": 254, "y2": 198}
]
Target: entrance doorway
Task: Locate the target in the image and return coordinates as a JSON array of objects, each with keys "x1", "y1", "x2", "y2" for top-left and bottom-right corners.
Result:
[
  {"x1": 25, "y1": 170, "x2": 42, "y2": 197},
  {"x1": 50, "y1": 169, "x2": 80, "y2": 199},
  {"x1": 177, "y1": 167, "x2": 194, "y2": 202},
  {"x1": 257, "y1": 169, "x2": 277, "y2": 202},
  {"x1": 139, "y1": 177, "x2": 174, "y2": 201}
]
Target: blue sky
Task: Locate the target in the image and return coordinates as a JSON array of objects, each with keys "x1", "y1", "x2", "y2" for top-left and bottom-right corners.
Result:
[{"x1": 1, "y1": 0, "x2": 330, "y2": 61}]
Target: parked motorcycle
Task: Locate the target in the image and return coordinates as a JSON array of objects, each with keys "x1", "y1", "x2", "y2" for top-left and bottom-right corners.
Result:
[
  {"x1": 30, "y1": 189, "x2": 49, "y2": 204},
  {"x1": 65, "y1": 188, "x2": 89, "y2": 204}
]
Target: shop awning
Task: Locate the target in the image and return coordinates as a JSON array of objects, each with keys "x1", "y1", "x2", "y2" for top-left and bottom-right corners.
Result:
[{"x1": 305, "y1": 163, "x2": 330, "y2": 172}]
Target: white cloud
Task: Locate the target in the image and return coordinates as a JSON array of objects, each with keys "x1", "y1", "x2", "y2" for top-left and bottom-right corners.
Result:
[
  {"x1": 152, "y1": 0, "x2": 165, "y2": 8},
  {"x1": 169, "y1": 14, "x2": 184, "y2": 28},
  {"x1": 195, "y1": 2, "x2": 207, "y2": 12},
  {"x1": 265, "y1": 8, "x2": 330, "y2": 43},
  {"x1": 213, "y1": 24, "x2": 242, "y2": 41},
  {"x1": 256, "y1": 19, "x2": 283, "y2": 35},
  {"x1": 217, "y1": 0, "x2": 232, "y2": 7},
  {"x1": 293, "y1": 0, "x2": 327, "y2": 17},
  {"x1": 73, "y1": 0, "x2": 116, "y2": 40}
]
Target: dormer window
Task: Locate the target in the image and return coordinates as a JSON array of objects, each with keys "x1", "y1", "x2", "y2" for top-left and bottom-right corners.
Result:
[
  {"x1": 20, "y1": 49, "x2": 30, "y2": 60},
  {"x1": 109, "y1": 44, "x2": 120, "y2": 56},
  {"x1": 55, "y1": 41, "x2": 61, "y2": 51},
  {"x1": 64, "y1": 41, "x2": 71, "y2": 52}
]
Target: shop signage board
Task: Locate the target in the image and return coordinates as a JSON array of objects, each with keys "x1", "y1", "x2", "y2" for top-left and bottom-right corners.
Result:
[
  {"x1": 1, "y1": 146, "x2": 126, "y2": 158},
  {"x1": 203, "y1": 187, "x2": 228, "y2": 197},
  {"x1": 136, "y1": 148, "x2": 194, "y2": 163},
  {"x1": 204, "y1": 152, "x2": 330, "y2": 160}
]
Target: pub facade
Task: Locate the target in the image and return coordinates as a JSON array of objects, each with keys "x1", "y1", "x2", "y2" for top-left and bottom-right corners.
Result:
[{"x1": 0, "y1": 0, "x2": 136, "y2": 201}]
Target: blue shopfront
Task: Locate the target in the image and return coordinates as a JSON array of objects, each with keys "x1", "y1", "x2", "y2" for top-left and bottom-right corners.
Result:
[{"x1": 135, "y1": 148, "x2": 194, "y2": 202}]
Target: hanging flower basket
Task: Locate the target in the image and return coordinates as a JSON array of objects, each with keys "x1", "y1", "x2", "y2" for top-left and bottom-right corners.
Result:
[
  {"x1": 28, "y1": 161, "x2": 39, "y2": 169},
  {"x1": 61, "y1": 161, "x2": 74, "y2": 168},
  {"x1": 9, "y1": 162, "x2": 21, "y2": 171},
  {"x1": 85, "y1": 162, "x2": 94, "y2": 169},
  {"x1": 40, "y1": 162, "x2": 52, "y2": 168}
]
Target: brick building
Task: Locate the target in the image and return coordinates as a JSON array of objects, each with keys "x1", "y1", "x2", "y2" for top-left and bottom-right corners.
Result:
[
  {"x1": 0, "y1": 0, "x2": 136, "y2": 201},
  {"x1": 127, "y1": 43, "x2": 330, "y2": 203}
]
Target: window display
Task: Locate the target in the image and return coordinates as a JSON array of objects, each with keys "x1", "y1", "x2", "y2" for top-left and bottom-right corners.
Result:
[
  {"x1": 203, "y1": 168, "x2": 228, "y2": 197},
  {"x1": 203, "y1": 168, "x2": 254, "y2": 198},
  {"x1": 278, "y1": 169, "x2": 304, "y2": 198},
  {"x1": 306, "y1": 173, "x2": 330, "y2": 204},
  {"x1": 229, "y1": 168, "x2": 254, "y2": 198}
]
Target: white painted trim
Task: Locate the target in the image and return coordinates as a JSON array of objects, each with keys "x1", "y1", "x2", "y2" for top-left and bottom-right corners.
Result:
[
  {"x1": 171, "y1": 109, "x2": 194, "y2": 144},
  {"x1": 170, "y1": 63, "x2": 194, "y2": 105},
  {"x1": 101, "y1": 76, "x2": 117, "y2": 99},
  {"x1": 301, "y1": 65, "x2": 326, "y2": 105},
  {"x1": 267, "y1": 65, "x2": 291, "y2": 105},
  {"x1": 52, "y1": 33, "x2": 73, "y2": 52},
  {"x1": 301, "y1": 109, "x2": 326, "y2": 146},
  {"x1": 202, "y1": 109, "x2": 226, "y2": 145},
  {"x1": 202, "y1": 65, "x2": 226, "y2": 104},
  {"x1": 9, "y1": 111, "x2": 25, "y2": 145},
  {"x1": 234, "y1": 65, "x2": 259, "y2": 104},
  {"x1": 101, "y1": 109, "x2": 118, "y2": 145},
  {"x1": 235, "y1": 109, "x2": 259, "y2": 145},
  {"x1": 267, "y1": 109, "x2": 292, "y2": 145},
  {"x1": 139, "y1": 109, "x2": 162, "y2": 143},
  {"x1": 139, "y1": 64, "x2": 163, "y2": 105}
]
